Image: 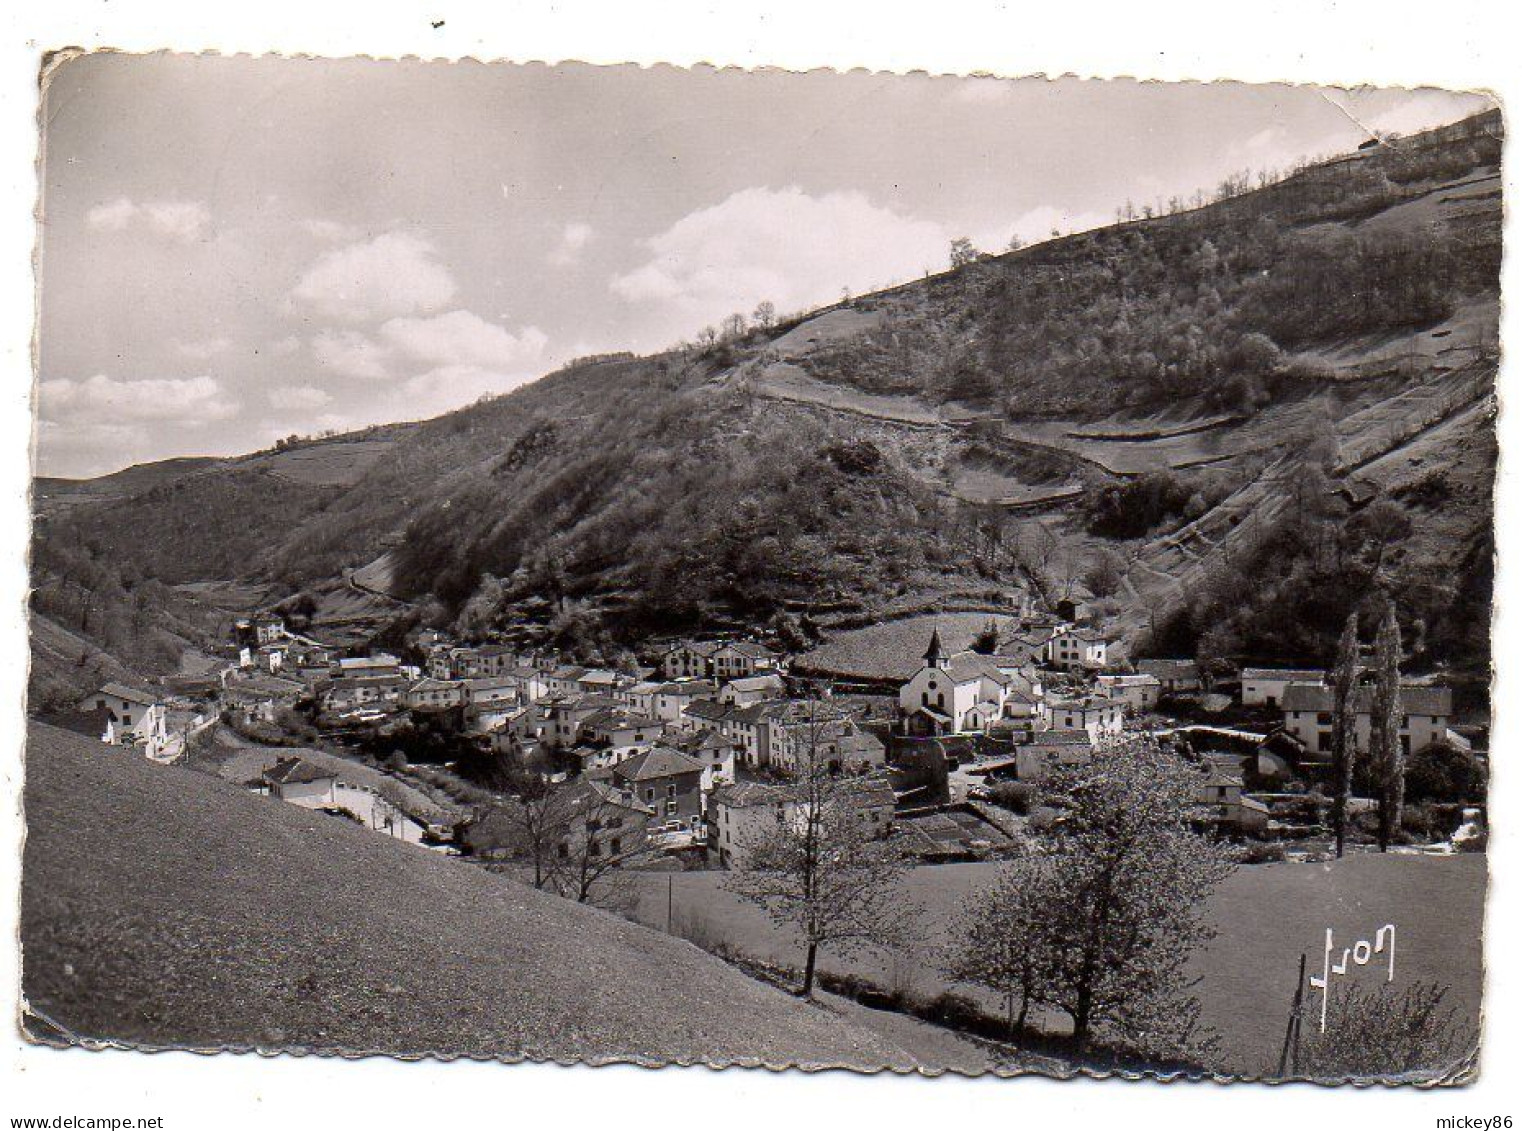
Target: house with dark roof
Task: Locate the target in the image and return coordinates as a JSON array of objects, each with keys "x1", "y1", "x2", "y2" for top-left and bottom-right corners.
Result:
[
  {"x1": 1241, "y1": 667, "x2": 1327, "y2": 708},
  {"x1": 533, "y1": 693, "x2": 623, "y2": 747},
  {"x1": 660, "y1": 641, "x2": 721, "y2": 680},
  {"x1": 1045, "y1": 626, "x2": 1110, "y2": 671},
  {"x1": 763, "y1": 698, "x2": 861, "y2": 775},
  {"x1": 608, "y1": 745, "x2": 707, "y2": 834},
  {"x1": 1191, "y1": 756, "x2": 1270, "y2": 835},
  {"x1": 82, "y1": 683, "x2": 168, "y2": 751},
  {"x1": 1136, "y1": 658, "x2": 1203, "y2": 693},
  {"x1": 711, "y1": 640, "x2": 784, "y2": 681},
  {"x1": 577, "y1": 706, "x2": 665, "y2": 755},
  {"x1": 710, "y1": 776, "x2": 895, "y2": 869},
  {"x1": 649, "y1": 679, "x2": 719, "y2": 724},
  {"x1": 718, "y1": 671, "x2": 787, "y2": 706},
  {"x1": 1015, "y1": 728, "x2": 1095, "y2": 780},
  {"x1": 672, "y1": 727, "x2": 739, "y2": 789},
  {"x1": 1281, "y1": 682, "x2": 1453, "y2": 758},
  {"x1": 678, "y1": 697, "x2": 777, "y2": 767}
]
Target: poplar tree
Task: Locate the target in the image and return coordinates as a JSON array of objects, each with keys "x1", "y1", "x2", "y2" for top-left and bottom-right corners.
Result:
[
  {"x1": 1331, "y1": 612, "x2": 1360, "y2": 857},
  {"x1": 1372, "y1": 601, "x2": 1405, "y2": 852}
]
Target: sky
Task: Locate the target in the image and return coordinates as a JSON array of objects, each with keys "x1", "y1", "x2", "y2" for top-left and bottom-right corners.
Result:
[{"x1": 33, "y1": 54, "x2": 1491, "y2": 477}]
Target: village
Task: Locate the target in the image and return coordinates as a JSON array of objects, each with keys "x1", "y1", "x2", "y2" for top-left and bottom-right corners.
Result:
[{"x1": 49, "y1": 583, "x2": 1487, "y2": 874}]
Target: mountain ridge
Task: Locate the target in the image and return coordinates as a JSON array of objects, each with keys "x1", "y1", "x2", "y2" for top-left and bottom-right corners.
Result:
[{"x1": 30, "y1": 109, "x2": 1501, "y2": 704}]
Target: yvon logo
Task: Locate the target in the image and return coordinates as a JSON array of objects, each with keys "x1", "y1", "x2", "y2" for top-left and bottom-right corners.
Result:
[{"x1": 1309, "y1": 923, "x2": 1396, "y2": 1031}]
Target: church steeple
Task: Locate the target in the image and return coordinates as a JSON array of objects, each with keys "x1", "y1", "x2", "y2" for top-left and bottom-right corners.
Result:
[{"x1": 923, "y1": 628, "x2": 948, "y2": 670}]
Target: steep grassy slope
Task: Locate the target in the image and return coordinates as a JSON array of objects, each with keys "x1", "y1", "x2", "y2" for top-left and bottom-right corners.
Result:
[
  {"x1": 32, "y1": 111, "x2": 1501, "y2": 677},
  {"x1": 22, "y1": 721, "x2": 908, "y2": 1067}
]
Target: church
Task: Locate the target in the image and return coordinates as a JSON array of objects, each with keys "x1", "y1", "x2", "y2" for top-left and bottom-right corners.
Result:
[{"x1": 897, "y1": 629, "x2": 1041, "y2": 736}]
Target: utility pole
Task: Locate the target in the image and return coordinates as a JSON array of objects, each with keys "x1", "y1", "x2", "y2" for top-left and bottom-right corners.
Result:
[{"x1": 1277, "y1": 952, "x2": 1308, "y2": 1077}]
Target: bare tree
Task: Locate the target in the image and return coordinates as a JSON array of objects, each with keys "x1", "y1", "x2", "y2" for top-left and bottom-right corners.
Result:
[
  {"x1": 488, "y1": 778, "x2": 653, "y2": 903},
  {"x1": 1331, "y1": 612, "x2": 1360, "y2": 858},
  {"x1": 724, "y1": 702, "x2": 911, "y2": 998},
  {"x1": 752, "y1": 299, "x2": 777, "y2": 330},
  {"x1": 720, "y1": 312, "x2": 748, "y2": 342}
]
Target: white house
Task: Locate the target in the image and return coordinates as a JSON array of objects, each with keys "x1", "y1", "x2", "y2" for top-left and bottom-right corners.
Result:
[
  {"x1": 260, "y1": 757, "x2": 429, "y2": 844},
  {"x1": 84, "y1": 683, "x2": 168, "y2": 751},
  {"x1": 1097, "y1": 673, "x2": 1162, "y2": 712},
  {"x1": 1241, "y1": 667, "x2": 1326, "y2": 709},
  {"x1": 719, "y1": 672, "x2": 786, "y2": 706},
  {"x1": 650, "y1": 680, "x2": 719, "y2": 725},
  {"x1": 1280, "y1": 683, "x2": 1453, "y2": 758},
  {"x1": 1014, "y1": 728, "x2": 1094, "y2": 780},
  {"x1": 711, "y1": 778, "x2": 894, "y2": 869},
  {"x1": 1045, "y1": 692, "x2": 1125, "y2": 739},
  {"x1": 711, "y1": 641, "x2": 783, "y2": 681},
  {"x1": 677, "y1": 728, "x2": 739, "y2": 792},
  {"x1": 1045, "y1": 627, "x2": 1109, "y2": 671},
  {"x1": 404, "y1": 677, "x2": 465, "y2": 710}
]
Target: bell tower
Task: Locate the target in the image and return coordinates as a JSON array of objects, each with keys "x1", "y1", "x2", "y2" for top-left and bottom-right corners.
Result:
[{"x1": 923, "y1": 628, "x2": 948, "y2": 671}]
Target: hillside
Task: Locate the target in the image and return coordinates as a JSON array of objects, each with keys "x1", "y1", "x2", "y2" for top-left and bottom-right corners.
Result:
[
  {"x1": 21, "y1": 721, "x2": 911, "y2": 1067},
  {"x1": 30, "y1": 110, "x2": 1501, "y2": 689}
]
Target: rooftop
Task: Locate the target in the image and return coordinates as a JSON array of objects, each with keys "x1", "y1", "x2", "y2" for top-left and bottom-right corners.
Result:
[
  {"x1": 96, "y1": 682, "x2": 160, "y2": 707},
  {"x1": 610, "y1": 745, "x2": 707, "y2": 782}
]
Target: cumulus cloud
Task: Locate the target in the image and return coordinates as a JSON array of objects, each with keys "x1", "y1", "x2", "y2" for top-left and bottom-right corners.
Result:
[
  {"x1": 547, "y1": 221, "x2": 596, "y2": 267},
  {"x1": 267, "y1": 384, "x2": 333, "y2": 411},
  {"x1": 301, "y1": 218, "x2": 360, "y2": 243},
  {"x1": 175, "y1": 336, "x2": 233, "y2": 360},
  {"x1": 379, "y1": 310, "x2": 548, "y2": 370},
  {"x1": 1327, "y1": 88, "x2": 1495, "y2": 140},
  {"x1": 292, "y1": 231, "x2": 457, "y2": 323},
  {"x1": 311, "y1": 329, "x2": 394, "y2": 381},
  {"x1": 86, "y1": 197, "x2": 138, "y2": 232},
  {"x1": 611, "y1": 187, "x2": 949, "y2": 332},
  {"x1": 309, "y1": 310, "x2": 548, "y2": 385},
  {"x1": 144, "y1": 201, "x2": 212, "y2": 242},
  {"x1": 984, "y1": 204, "x2": 1110, "y2": 250},
  {"x1": 85, "y1": 197, "x2": 210, "y2": 242},
  {"x1": 39, "y1": 374, "x2": 239, "y2": 427},
  {"x1": 402, "y1": 365, "x2": 541, "y2": 405}
]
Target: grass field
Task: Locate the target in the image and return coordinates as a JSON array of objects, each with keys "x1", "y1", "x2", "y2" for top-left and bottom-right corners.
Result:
[
  {"x1": 23, "y1": 722, "x2": 907, "y2": 1068},
  {"x1": 630, "y1": 852, "x2": 1485, "y2": 1078},
  {"x1": 799, "y1": 612, "x2": 1013, "y2": 682}
]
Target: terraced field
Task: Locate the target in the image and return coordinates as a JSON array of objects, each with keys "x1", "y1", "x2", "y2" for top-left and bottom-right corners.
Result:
[{"x1": 799, "y1": 612, "x2": 1015, "y2": 682}]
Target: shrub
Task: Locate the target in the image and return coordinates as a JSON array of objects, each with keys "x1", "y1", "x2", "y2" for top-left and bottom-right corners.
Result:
[
  {"x1": 1404, "y1": 741, "x2": 1486, "y2": 805},
  {"x1": 926, "y1": 991, "x2": 985, "y2": 1030},
  {"x1": 1299, "y1": 981, "x2": 1474, "y2": 1080},
  {"x1": 1239, "y1": 840, "x2": 1287, "y2": 864}
]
